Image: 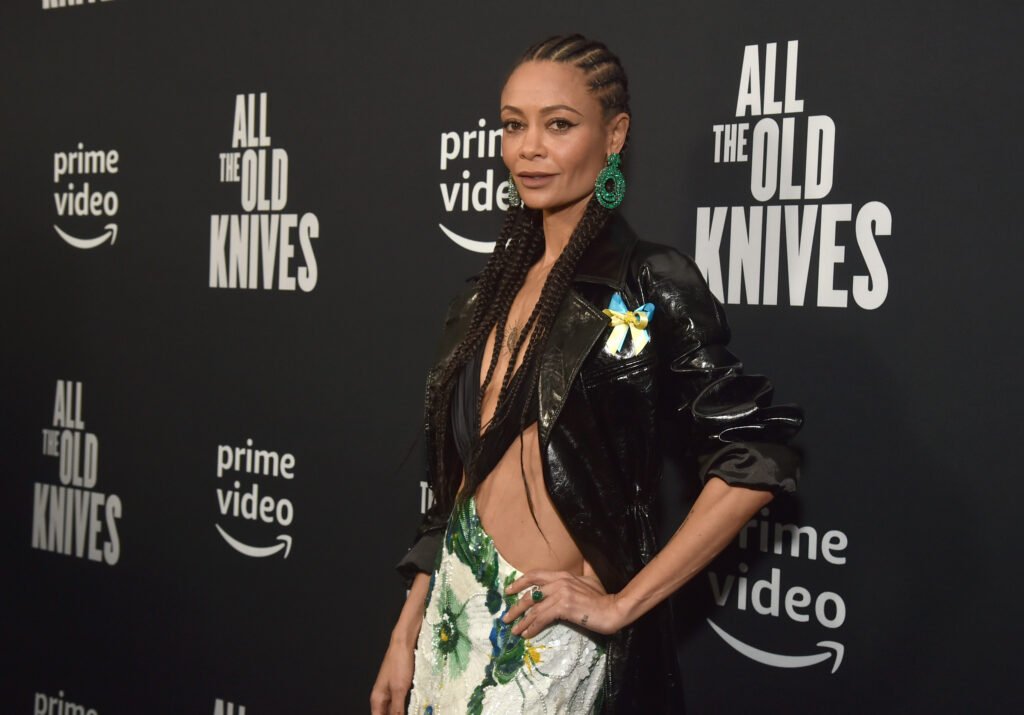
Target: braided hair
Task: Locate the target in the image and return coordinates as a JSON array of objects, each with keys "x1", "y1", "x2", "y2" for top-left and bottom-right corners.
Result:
[{"x1": 427, "y1": 34, "x2": 632, "y2": 546}]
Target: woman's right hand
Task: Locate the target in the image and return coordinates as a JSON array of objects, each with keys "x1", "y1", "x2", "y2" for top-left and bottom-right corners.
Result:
[
  {"x1": 369, "y1": 634, "x2": 416, "y2": 715},
  {"x1": 371, "y1": 571, "x2": 431, "y2": 714}
]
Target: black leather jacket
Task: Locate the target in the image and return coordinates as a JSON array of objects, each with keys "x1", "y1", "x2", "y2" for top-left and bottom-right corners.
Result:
[{"x1": 396, "y1": 212, "x2": 803, "y2": 713}]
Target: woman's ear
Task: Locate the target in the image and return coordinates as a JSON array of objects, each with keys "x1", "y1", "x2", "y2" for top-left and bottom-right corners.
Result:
[{"x1": 606, "y1": 112, "x2": 630, "y2": 155}]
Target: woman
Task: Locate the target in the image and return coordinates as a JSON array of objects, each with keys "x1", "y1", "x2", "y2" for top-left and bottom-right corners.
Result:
[{"x1": 372, "y1": 34, "x2": 803, "y2": 714}]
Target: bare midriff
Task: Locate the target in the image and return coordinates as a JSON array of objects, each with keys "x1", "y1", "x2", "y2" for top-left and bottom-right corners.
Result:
[{"x1": 458, "y1": 320, "x2": 599, "y2": 584}]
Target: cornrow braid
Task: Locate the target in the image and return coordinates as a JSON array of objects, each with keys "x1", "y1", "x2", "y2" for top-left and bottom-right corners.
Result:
[
  {"x1": 520, "y1": 33, "x2": 632, "y2": 155},
  {"x1": 421, "y1": 34, "x2": 630, "y2": 547}
]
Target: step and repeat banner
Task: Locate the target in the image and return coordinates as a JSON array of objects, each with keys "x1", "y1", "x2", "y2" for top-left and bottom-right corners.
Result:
[{"x1": 2, "y1": 1, "x2": 1020, "y2": 713}]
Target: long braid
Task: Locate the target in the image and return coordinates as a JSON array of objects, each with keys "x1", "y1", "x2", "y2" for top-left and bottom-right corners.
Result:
[
  {"x1": 423, "y1": 33, "x2": 632, "y2": 544},
  {"x1": 464, "y1": 215, "x2": 543, "y2": 481},
  {"x1": 500, "y1": 195, "x2": 611, "y2": 545},
  {"x1": 429, "y1": 207, "x2": 540, "y2": 512}
]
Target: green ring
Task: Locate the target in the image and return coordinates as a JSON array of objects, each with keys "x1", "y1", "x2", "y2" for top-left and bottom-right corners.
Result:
[{"x1": 532, "y1": 588, "x2": 544, "y2": 602}]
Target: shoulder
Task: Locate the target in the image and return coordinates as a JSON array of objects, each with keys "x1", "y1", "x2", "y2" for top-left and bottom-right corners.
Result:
[
  {"x1": 622, "y1": 232, "x2": 731, "y2": 347},
  {"x1": 595, "y1": 213, "x2": 714, "y2": 299},
  {"x1": 630, "y1": 238, "x2": 707, "y2": 291},
  {"x1": 441, "y1": 272, "x2": 481, "y2": 323}
]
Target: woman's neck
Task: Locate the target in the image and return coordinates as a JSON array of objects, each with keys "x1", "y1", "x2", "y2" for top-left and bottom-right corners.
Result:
[{"x1": 538, "y1": 192, "x2": 592, "y2": 268}]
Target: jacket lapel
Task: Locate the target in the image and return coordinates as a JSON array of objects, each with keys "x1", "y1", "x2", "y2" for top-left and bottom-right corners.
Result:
[
  {"x1": 538, "y1": 213, "x2": 638, "y2": 447},
  {"x1": 429, "y1": 213, "x2": 639, "y2": 447},
  {"x1": 536, "y1": 289, "x2": 608, "y2": 447}
]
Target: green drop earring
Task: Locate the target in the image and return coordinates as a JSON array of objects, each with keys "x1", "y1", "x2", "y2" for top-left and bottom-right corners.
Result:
[
  {"x1": 507, "y1": 171, "x2": 522, "y2": 208},
  {"x1": 594, "y1": 153, "x2": 626, "y2": 209}
]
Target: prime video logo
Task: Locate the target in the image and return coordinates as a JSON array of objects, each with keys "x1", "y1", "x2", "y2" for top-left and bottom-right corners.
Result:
[
  {"x1": 52, "y1": 142, "x2": 120, "y2": 249},
  {"x1": 438, "y1": 118, "x2": 513, "y2": 253},
  {"x1": 706, "y1": 505, "x2": 848, "y2": 674}
]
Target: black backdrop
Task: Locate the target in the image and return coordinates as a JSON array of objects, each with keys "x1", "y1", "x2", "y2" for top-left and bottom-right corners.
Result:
[{"x1": 2, "y1": 1, "x2": 1021, "y2": 713}]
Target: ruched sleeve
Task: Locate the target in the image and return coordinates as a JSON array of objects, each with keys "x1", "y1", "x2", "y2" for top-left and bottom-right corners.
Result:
[{"x1": 644, "y1": 246, "x2": 803, "y2": 494}]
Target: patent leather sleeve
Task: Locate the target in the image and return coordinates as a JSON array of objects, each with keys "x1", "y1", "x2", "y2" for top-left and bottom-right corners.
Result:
[
  {"x1": 643, "y1": 246, "x2": 803, "y2": 494},
  {"x1": 394, "y1": 485, "x2": 448, "y2": 590},
  {"x1": 393, "y1": 283, "x2": 472, "y2": 589}
]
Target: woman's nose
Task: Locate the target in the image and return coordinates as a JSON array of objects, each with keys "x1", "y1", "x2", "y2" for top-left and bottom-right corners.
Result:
[{"x1": 519, "y1": 122, "x2": 546, "y2": 159}]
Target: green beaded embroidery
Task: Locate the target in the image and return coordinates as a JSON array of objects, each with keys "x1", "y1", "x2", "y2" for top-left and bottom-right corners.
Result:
[
  {"x1": 446, "y1": 495, "x2": 501, "y2": 606},
  {"x1": 413, "y1": 495, "x2": 608, "y2": 712},
  {"x1": 433, "y1": 573, "x2": 473, "y2": 679}
]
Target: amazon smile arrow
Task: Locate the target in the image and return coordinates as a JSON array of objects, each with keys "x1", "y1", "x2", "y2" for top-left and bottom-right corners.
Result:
[
  {"x1": 54, "y1": 223, "x2": 118, "y2": 249},
  {"x1": 215, "y1": 524, "x2": 293, "y2": 559},
  {"x1": 707, "y1": 618, "x2": 845, "y2": 673}
]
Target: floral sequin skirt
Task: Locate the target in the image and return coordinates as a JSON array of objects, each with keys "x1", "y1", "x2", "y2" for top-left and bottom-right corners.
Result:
[{"x1": 408, "y1": 494, "x2": 608, "y2": 714}]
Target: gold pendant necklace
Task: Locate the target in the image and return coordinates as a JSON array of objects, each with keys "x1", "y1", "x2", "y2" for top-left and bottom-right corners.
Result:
[{"x1": 503, "y1": 321, "x2": 521, "y2": 355}]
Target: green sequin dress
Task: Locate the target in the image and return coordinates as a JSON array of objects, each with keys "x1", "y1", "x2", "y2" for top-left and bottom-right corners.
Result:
[{"x1": 407, "y1": 494, "x2": 608, "y2": 714}]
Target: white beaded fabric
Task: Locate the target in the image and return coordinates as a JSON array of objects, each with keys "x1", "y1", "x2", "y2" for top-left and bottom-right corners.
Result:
[{"x1": 407, "y1": 494, "x2": 607, "y2": 714}]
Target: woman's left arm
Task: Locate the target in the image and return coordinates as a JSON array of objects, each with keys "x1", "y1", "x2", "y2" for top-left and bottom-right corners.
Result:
[
  {"x1": 614, "y1": 477, "x2": 772, "y2": 627},
  {"x1": 500, "y1": 478, "x2": 772, "y2": 637},
  {"x1": 501, "y1": 244, "x2": 802, "y2": 637},
  {"x1": 612, "y1": 245, "x2": 802, "y2": 628}
]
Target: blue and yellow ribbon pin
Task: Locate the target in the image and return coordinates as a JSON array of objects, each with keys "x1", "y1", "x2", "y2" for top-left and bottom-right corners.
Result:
[{"x1": 601, "y1": 292, "x2": 655, "y2": 355}]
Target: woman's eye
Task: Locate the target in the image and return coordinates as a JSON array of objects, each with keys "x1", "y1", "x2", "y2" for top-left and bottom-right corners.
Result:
[
  {"x1": 549, "y1": 118, "x2": 575, "y2": 132},
  {"x1": 502, "y1": 119, "x2": 523, "y2": 132}
]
